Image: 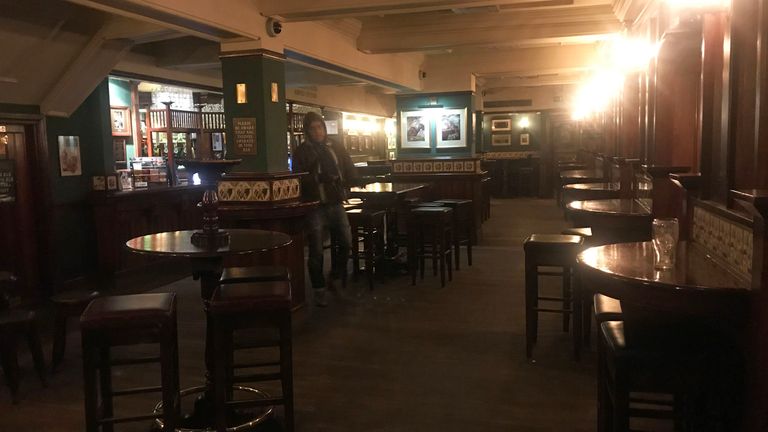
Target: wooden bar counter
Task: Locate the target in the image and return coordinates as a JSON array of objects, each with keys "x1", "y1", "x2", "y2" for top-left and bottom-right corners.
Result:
[{"x1": 92, "y1": 185, "x2": 205, "y2": 275}]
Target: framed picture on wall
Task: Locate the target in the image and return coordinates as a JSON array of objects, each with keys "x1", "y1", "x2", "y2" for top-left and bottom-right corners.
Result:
[
  {"x1": 113, "y1": 138, "x2": 127, "y2": 162},
  {"x1": 491, "y1": 118, "x2": 511, "y2": 132},
  {"x1": 106, "y1": 175, "x2": 118, "y2": 191},
  {"x1": 211, "y1": 133, "x2": 224, "y2": 151},
  {"x1": 520, "y1": 133, "x2": 531, "y2": 146},
  {"x1": 436, "y1": 108, "x2": 467, "y2": 148},
  {"x1": 400, "y1": 111, "x2": 430, "y2": 148},
  {"x1": 110, "y1": 106, "x2": 131, "y2": 136},
  {"x1": 58, "y1": 135, "x2": 82, "y2": 176},
  {"x1": 491, "y1": 134, "x2": 512, "y2": 146}
]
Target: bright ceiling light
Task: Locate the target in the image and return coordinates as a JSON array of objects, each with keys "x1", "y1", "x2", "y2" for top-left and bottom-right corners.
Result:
[{"x1": 518, "y1": 116, "x2": 530, "y2": 129}]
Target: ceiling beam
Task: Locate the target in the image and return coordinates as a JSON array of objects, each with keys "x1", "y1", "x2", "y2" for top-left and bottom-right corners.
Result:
[
  {"x1": 258, "y1": 0, "x2": 575, "y2": 21},
  {"x1": 357, "y1": 5, "x2": 621, "y2": 53}
]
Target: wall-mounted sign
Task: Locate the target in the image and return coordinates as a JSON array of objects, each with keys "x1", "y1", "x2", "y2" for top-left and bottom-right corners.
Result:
[
  {"x1": 0, "y1": 160, "x2": 15, "y2": 202},
  {"x1": 233, "y1": 117, "x2": 257, "y2": 155},
  {"x1": 325, "y1": 120, "x2": 339, "y2": 135}
]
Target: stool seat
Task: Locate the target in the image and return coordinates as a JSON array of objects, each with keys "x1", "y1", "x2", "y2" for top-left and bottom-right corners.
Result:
[
  {"x1": 51, "y1": 289, "x2": 100, "y2": 306},
  {"x1": 0, "y1": 308, "x2": 36, "y2": 327},
  {"x1": 561, "y1": 227, "x2": 593, "y2": 238},
  {"x1": 413, "y1": 201, "x2": 445, "y2": 207},
  {"x1": 594, "y1": 294, "x2": 622, "y2": 322},
  {"x1": 80, "y1": 293, "x2": 175, "y2": 329},
  {"x1": 211, "y1": 281, "x2": 292, "y2": 313},
  {"x1": 412, "y1": 206, "x2": 452, "y2": 214},
  {"x1": 602, "y1": 320, "x2": 626, "y2": 351},
  {"x1": 220, "y1": 265, "x2": 289, "y2": 285}
]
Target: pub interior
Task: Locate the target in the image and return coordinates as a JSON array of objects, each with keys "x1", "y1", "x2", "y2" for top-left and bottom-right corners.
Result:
[{"x1": 1, "y1": 0, "x2": 768, "y2": 431}]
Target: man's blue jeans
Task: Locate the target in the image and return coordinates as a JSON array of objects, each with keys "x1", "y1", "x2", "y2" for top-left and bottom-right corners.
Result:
[{"x1": 306, "y1": 203, "x2": 352, "y2": 289}]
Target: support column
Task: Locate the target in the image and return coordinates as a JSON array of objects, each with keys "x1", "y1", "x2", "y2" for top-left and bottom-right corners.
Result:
[{"x1": 220, "y1": 42, "x2": 288, "y2": 173}]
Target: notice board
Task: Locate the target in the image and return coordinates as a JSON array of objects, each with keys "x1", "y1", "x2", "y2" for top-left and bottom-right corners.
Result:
[{"x1": 0, "y1": 160, "x2": 15, "y2": 203}]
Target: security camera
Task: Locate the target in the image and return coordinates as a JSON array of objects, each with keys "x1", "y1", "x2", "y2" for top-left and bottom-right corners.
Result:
[{"x1": 266, "y1": 18, "x2": 282, "y2": 37}]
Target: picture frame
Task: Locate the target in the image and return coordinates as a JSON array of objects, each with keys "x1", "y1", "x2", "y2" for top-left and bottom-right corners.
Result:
[
  {"x1": 520, "y1": 133, "x2": 531, "y2": 146},
  {"x1": 106, "y1": 175, "x2": 118, "y2": 191},
  {"x1": 58, "y1": 136, "x2": 82, "y2": 176},
  {"x1": 211, "y1": 132, "x2": 224, "y2": 151},
  {"x1": 118, "y1": 170, "x2": 133, "y2": 191},
  {"x1": 491, "y1": 118, "x2": 512, "y2": 132},
  {"x1": 436, "y1": 108, "x2": 467, "y2": 148},
  {"x1": 400, "y1": 111, "x2": 430, "y2": 148},
  {"x1": 92, "y1": 176, "x2": 106, "y2": 191},
  {"x1": 491, "y1": 134, "x2": 512, "y2": 146},
  {"x1": 110, "y1": 106, "x2": 131, "y2": 136},
  {"x1": 388, "y1": 151, "x2": 395, "y2": 160}
]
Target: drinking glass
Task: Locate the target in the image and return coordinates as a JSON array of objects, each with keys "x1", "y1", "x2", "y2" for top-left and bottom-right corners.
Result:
[{"x1": 652, "y1": 218, "x2": 679, "y2": 270}]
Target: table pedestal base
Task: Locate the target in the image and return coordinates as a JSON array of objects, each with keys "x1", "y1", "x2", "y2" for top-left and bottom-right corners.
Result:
[{"x1": 153, "y1": 385, "x2": 273, "y2": 431}]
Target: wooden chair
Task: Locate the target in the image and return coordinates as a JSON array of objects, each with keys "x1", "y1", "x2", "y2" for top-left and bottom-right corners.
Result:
[
  {"x1": 347, "y1": 209, "x2": 386, "y2": 290},
  {"x1": 409, "y1": 207, "x2": 454, "y2": 288}
]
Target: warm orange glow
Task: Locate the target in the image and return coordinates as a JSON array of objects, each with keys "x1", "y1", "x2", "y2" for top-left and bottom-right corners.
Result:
[{"x1": 667, "y1": 0, "x2": 730, "y2": 10}]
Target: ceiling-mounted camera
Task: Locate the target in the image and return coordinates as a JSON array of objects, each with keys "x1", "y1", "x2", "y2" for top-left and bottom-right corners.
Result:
[{"x1": 266, "y1": 18, "x2": 282, "y2": 37}]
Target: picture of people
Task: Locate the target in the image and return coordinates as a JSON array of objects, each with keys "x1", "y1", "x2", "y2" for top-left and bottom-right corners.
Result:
[
  {"x1": 400, "y1": 111, "x2": 430, "y2": 148},
  {"x1": 440, "y1": 113, "x2": 461, "y2": 141},
  {"x1": 436, "y1": 108, "x2": 466, "y2": 148},
  {"x1": 58, "y1": 136, "x2": 82, "y2": 176},
  {"x1": 407, "y1": 116, "x2": 426, "y2": 142}
]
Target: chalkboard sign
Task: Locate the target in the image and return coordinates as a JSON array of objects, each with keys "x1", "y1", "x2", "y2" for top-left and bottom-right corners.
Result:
[
  {"x1": 233, "y1": 117, "x2": 257, "y2": 155},
  {"x1": 0, "y1": 160, "x2": 15, "y2": 203}
]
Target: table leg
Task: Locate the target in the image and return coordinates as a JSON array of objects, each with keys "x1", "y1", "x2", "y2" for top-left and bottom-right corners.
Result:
[{"x1": 182, "y1": 257, "x2": 223, "y2": 428}]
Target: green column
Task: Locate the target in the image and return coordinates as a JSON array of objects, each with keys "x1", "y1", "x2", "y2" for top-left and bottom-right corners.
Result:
[{"x1": 221, "y1": 50, "x2": 287, "y2": 173}]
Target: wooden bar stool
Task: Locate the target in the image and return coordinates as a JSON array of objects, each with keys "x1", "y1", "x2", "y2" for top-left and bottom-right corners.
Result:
[
  {"x1": 220, "y1": 265, "x2": 290, "y2": 285},
  {"x1": 80, "y1": 293, "x2": 180, "y2": 432},
  {"x1": 51, "y1": 288, "x2": 101, "y2": 371},
  {"x1": 598, "y1": 321, "x2": 687, "y2": 432},
  {"x1": 435, "y1": 199, "x2": 474, "y2": 269},
  {"x1": 409, "y1": 207, "x2": 454, "y2": 288},
  {"x1": 523, "y1": 234, "x2": 584, "y2": 359},
  {"x1": 585, "y1": 293, "x2": 623, "y2": 348},
  {"x1": 347, "y1": 209, "x2": 386, "y2": 290},
  {"x1": 210, "y1": 281, "x2": 294, "y2": 432},
  {"x1": 0, "y1": 309, "x2": 48, "y2": 403}
]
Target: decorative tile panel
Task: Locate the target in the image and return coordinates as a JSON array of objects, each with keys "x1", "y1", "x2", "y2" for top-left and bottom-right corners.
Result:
[
  {"x1": 391, "y1": 158, "x2": 482, "y2": 175},
  {"x1": 691, "y1": 206, "x2": 753, "y2": 276},
  {"x1": 218, "y1": 177, "x2": 301, "y2": 203},
  {"x1": 482, "y1": 151, "x2": 539, "y2": 160}
]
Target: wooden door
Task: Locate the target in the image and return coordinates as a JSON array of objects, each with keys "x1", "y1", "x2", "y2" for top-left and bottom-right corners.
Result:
[{"x1": 0, "y1": 123, "x2": 41, "y2": 298}]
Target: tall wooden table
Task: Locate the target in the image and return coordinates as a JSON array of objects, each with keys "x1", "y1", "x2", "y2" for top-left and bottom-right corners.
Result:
[{"x1": 126, "y1": 229, "x2": 292, "y2": 429}]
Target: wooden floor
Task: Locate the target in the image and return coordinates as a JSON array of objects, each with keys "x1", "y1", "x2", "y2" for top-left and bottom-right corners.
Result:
[{"x1": 1, "y1": 198, "x2": 601, "y2": 431}]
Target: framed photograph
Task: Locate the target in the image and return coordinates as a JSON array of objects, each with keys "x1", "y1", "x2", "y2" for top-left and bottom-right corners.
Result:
[
  {"x1": 520, "y1": 133, "x2": 531, "y2": 146},
  {"x1": 118, "y1": 170, "x2": 133, "y2": 191},
  {"x1": 388, "y1": 151, "x2": 395, "y2": 160},
  {"x1": 400, "y1": 111, "x2": 430, "y2": 148},
  {"x1": 491, "y1": 118, "x2": 512, "y2": 132},
  {"x1": 110, "y1": 107, "x2": 131, "y2": 136},
  {"x1": 436, "y1": 108, "x2": 467, "y2": 148},
  {"x1": 491, "y1": 134, "x2": 512, "y2": 146},
  {"x1": 106, "y1": 175, "x2": 118, "y2": 191},
  {"x1": 58, "y1": 136, "x2": 82, "y2": 176},
  {"x1": 325, "y1": 120, "x2": 339, "y2": 135},
  {"x1": 211, "y1": 132, "x2": 224, "y2": 151},
  {"x1": 92, "y1": 176, "x2": 106, "y2": 191}
]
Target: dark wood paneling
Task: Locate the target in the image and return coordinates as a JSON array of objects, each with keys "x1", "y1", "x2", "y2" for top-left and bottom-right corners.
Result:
[
  {"x1": 700, "y1": 12, "x2": 727, "y2": 201},
  {"x1": 92, "y1": 186, "x2": 204, "y2": 275},
  {"x1": 653, "y1": 25, "x2": 702, "y2": 170},
  {"x1": 730, "y1": 0, "x2": 760, "y2": 189},
  {"x1": 621, "y1": 73, "x2": 641, "y2": 159}
]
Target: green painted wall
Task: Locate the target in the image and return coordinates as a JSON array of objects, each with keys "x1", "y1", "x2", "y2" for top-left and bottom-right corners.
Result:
[
  {"x1": 221, "y1": 54, "x2": 288, "y2": 173},
  {"x1": 395, "y1": 91, "x2": 475, "y2": 158},
  {"x1": 482, "y1": 111, "x2": 545, "y2": 152},
  {"x1": 46, "y1": 79, "x2": 113, "y2": 280},
  {"x1": 107, "y1": 78, "x2": 135, "y2": 161}
]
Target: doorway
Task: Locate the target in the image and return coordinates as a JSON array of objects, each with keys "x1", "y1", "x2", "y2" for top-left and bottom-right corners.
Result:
[{"x1": 0, "y1": 120, "x2": 49, "y2": 300}]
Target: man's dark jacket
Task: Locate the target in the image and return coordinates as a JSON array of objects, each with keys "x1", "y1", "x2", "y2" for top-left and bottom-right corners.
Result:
[{"x1": 292, "y1": 140, "x2": 357, "y2": 204}]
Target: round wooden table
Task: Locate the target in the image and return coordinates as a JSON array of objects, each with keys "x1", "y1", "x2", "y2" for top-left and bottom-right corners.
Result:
[
  {"x1": 126, "y1": 229, "x2": 292, "y2": 429},
  {"x1": 576, "y1": 241, "x2": 751, "y2": 346},
  {"x1": 566, "y1": 198, "x2": 653, "y2": 244}
]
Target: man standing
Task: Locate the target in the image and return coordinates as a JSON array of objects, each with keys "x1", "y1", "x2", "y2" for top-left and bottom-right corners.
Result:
[{"x1": 292, "y1": 112, "x2": 357, "y2": 307}]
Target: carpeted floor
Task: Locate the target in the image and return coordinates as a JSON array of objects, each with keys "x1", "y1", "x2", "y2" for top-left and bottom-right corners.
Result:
[{"x1": 2, "y1": 198, "x2": 603, "y2": 431}]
